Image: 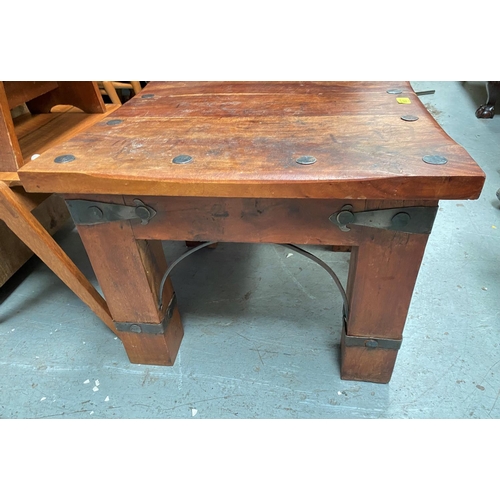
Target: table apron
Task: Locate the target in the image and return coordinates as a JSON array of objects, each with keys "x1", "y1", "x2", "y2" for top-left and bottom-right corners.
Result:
[{"x1": 112, "y1": 196, "x2": 438, "y2": 245}]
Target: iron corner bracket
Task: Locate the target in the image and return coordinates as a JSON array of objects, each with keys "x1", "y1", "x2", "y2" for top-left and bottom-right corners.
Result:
[
  {"x1": 65, "y1": 198, "x2": 157, "y2": 226},
  {"x1": 330, "y1": 205, "x2": 438, "y2": 234},
  {"x1": 114, "y1": 293, "x2": 177, "y2": 334}
]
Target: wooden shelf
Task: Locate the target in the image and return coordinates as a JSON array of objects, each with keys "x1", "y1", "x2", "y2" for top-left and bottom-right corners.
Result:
[
  {"x1": 0, "y1": 81, "x2": 121, "y2": 289},
  {"x1": 14, "y1": 104, "x2": 120, "y2": 163}
]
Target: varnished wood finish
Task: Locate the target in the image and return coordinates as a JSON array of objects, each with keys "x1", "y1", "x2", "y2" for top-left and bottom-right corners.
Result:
[
  {"x1": 0, "y1": 182, "x2": 115, "y2": 331},
  {"x1": 3, "y1": 82, "x2": 59, "y2": 110},
  {"x1": 0, "y1": 82, "x2": 118, "y2": 300},
  {"x1": 19, "y1": 82, "x2": 485, "y2": 200},
  {"x1": 340, "y1": 325, "x2": 399, "y2": 384},
  {"x1": 25, "y1": 82, "x2": 106, "y2": 114},
  {"x1": 129, "y1": 196, "x2": 363, "y2": 244},
  {"x1": 341, "y1": 225, "x2": 431, "y2": 383},
  {"x1": 0, "y1": 172, "x2": 22, "y2": 186},
  {"x1": 16, "y1": 82, "x2": 486, "y2": 382},
  {"x1": 125, "y1": 196, "x2": 435, "y2": 246},
  {"x1": 1, "y1": 81, "x2": 119, "y2": 172},
  {"x1": 346, "y1": 231, "x2": 429, "y2": 339},
  {"x1": 13, "y1": 104, "x2": 120, "y2": 163},
  {"x1": 72, "y1": 195, "x2": 183, "y2": 365},
  {"x1": 0, "y1": 190, "x2": 67, "y2": 286},
  {"x1": 0, "y1": 83, "x2": 24, "y2": 172}
]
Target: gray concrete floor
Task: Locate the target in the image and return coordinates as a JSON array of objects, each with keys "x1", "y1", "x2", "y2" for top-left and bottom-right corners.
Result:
[{"x1": 1, "y1": 81, "x2": 499, "y2": 419}]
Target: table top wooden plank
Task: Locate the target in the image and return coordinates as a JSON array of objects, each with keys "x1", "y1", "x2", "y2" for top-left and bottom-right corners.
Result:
[
  {"x1": 112, "y1": 81, "x2": 419, "y2": 118},
  {"x1": 19, "y1": 82, "x2": 485, "y2": 200}
]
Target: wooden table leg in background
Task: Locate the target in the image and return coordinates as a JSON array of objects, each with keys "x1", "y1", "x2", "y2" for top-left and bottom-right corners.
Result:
[
  {"x1": 73, "y1": 195, "x2": 183, "y2": 366},
  {"x1": 341, "y1": 228, "x2": 431, "y2": 383}
]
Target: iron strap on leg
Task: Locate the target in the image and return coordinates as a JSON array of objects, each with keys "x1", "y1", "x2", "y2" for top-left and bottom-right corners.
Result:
[
  {"x1": 341, "y1": 317, "x2": 402, "y2": 350},
  {"x1": 115, "y1": 293, "x2": 177, "y2": 334}
]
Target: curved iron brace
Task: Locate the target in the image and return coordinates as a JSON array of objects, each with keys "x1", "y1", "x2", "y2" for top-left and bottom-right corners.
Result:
[
  {"x1": 280, "y1": 244, "x2": 349, "y2": 319},
  {"x1": 158, "y1": 242, "x2": 349, "y2": 319},
  {"x1": 158, "y1": 241, "x2": 217, "y2": 308}
]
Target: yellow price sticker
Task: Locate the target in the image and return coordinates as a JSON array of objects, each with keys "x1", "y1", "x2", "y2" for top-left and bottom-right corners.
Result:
[{"x1": 396, "y1": 97, "x2": 412, "y2": 104}]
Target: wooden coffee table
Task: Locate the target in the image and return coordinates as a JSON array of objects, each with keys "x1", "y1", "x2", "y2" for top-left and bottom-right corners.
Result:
[{"x1": 19, "y1": 82, "x2": 485, "y2": 383}]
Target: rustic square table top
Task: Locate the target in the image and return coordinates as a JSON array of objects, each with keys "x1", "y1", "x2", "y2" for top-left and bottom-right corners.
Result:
[{"x1": 19, "y1": 81, "x2": 485, "y2": 200}]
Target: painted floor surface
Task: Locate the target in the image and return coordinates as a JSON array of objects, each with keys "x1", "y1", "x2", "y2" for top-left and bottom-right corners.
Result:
[{"x1": 0, "y1": 81, "x2": 499, "y2": 419}]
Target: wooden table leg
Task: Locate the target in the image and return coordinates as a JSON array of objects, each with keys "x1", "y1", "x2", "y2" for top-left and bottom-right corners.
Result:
[
  {"x1": 341, "y1": 229, "x2": 431, "y2": 383},
  {"x1": 74, "y1": 196, "x2": 183, "y2": 365}
]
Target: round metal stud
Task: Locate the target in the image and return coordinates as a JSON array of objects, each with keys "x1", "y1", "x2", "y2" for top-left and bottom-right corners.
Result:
[
  {"x1": 296, "y1": 156, "x2": 317, "y2": 165},
  {"x1": 391, "y1": 212, "x2": 411, "y2": 228},
  {"x1": 386, "y1": 89, "x2": 402, "y2": 94},
  {"x1": 422, "y1": 155, "x2": 448, "y2": 165},
  {"x1": 336, "y1": 210, "x2": 355, "y2": 226},
  {"x1": 54, "y1": 154, "x2": 76, "y2": 164},
  {"x1": 141, "y1": 94, "x2": 155, "y2": 99},
  {"x1": 135, "y1": 205, "x2": 151, "y2": 220},
  {"x1": 87, "y1": 206, "x2": 103, "y2": 221},
  {"x1": 106, "y1": 119, "x2": 123, "y2": 125},
  {"x1": 129, "y1": 324, "x2": 142, "y2": 333},
  {"x1": 365, "y1": 340, "x2": 378, "y2": 348},
  {"x1": 401, "y1": 115, "x2": 419, "y2": 122},
  {"x1": 172, "y1": 155, "x2": 193, "y2": 164}
]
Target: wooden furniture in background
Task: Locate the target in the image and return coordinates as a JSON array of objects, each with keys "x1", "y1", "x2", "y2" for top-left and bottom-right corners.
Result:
[
  {"x1": 19, "y1": 81, "x2": 485, "y2": 383},
  {"x1": 0, "y1": 181, "x2": 116, "y2": 331},
  {"x1": 0, "y1": 81, "x2": 119, "y2": 331},
  {"x1": 98, "y1": 81, "x2": 142, "y2": 105}
]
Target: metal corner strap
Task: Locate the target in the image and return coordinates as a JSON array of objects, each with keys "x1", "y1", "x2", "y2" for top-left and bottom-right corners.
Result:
[
  {"x1": 342, "y1": 325, "x2": 402, "y2": 351},
  {"x1": 329, "y1": 205, "x2": 438, "y2": 234},
  {"x1": 114, "y1": 293, "x2": 177, "y2": 334}
]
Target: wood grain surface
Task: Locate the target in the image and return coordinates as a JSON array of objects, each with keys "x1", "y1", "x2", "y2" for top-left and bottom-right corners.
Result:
[
  {"x1": 125, "y1": 196, "x2": 437, "y2": 245},
  {"x1": 2, "y1": 82, "x2": 58, "y2": 110},
  {"x1": 19, "y1": 82, "x2": 485, "y2": 200},
  {"x1": 0, "y1": 82, "x2": 24, "y2": 172},
  {"x1": 0, "y1": 182, "x2": 115, "y2": 331},
  {"x1": 13, "y1": 103, "x2": 120, "y2": 163},
  {"x1": 73, "y1": 195, "x2": 183, "y2": 365},
  {"x1": 25, "y1": 82, "x2": 106, "y2": 114},
  {"x1": 0, "y1": 190, "x2": 66, "y2": 286}
]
